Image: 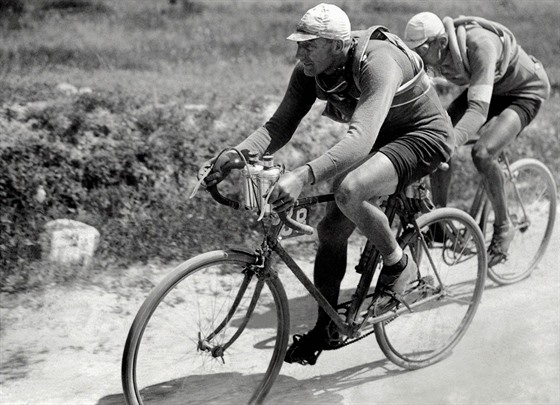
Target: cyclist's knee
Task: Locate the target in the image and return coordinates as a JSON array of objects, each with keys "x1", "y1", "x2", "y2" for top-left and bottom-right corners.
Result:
[
  {"x1": 333, "y1": 176, "x2": 377, "y2": 212},
  {"x1": 471, "y1": 143, "x2": 494, "y2": 170}
]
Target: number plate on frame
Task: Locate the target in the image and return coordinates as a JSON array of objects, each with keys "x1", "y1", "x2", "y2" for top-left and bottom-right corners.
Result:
[{"x1": 279, "y1": 206, "x2": 311, "y2": 239}]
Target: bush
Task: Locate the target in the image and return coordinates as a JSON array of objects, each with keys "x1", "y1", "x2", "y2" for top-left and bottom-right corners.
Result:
[
  {"x1": 0, "y1": 0, "x2": 25, "y2": 14},
  {"x1": 0, "y1": 89, "x2": 266, "y2": 291}
]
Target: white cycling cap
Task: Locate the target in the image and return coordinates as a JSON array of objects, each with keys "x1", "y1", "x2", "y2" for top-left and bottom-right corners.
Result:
[
  {"x1": 404, "y1": 11, "x2": 445, "y2": 49},
  {"x1": 287, "y1": 3, "x2": 351, "y2": 42}
]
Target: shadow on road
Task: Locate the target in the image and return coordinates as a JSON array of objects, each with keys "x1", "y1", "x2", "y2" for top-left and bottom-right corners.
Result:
[
  {"x1": 268, "y1": 358, "x2": 405, "y2": 404},
  {"x1": 98, "y1": 358, "x2": 404, "y2": 405}
]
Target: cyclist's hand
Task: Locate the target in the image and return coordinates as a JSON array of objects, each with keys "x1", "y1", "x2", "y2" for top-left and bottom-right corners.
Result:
[
  {"x1": 203, "y1": 151, "x2": 240, "y2": 188},
  {"x1": 268, "y1": 166, "x2": 310, "y2": 213}
]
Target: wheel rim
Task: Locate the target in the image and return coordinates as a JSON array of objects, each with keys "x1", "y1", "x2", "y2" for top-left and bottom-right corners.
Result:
[
  {"x1": 376, "y1": 210, "x2": 486, "y2": 368},
  {"x1": 485, "y1": 160, "x2": 556, "y2": 284}
]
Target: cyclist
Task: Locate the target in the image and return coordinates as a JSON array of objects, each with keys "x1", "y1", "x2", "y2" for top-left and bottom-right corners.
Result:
[
  {"x1": 403, "y1": 12, "x2": 551, "y2": 266},
  {"x1": 202, "y1": 3, "x2": 454, "y2": 365}
]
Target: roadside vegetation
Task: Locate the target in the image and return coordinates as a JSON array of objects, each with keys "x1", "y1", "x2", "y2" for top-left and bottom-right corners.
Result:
[{"x1": 1, "y1": 0, "x2": 558, "y2": 292}]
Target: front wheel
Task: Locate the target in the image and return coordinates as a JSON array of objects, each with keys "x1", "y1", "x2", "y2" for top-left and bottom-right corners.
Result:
[
  {"x1": 121, "y1": 250, "x2": 290, "y2": 405},
  {"x1": 483, "y1": 158, "x2": 557, "y2": 284},
  {"x1": 375, "y1": 208, "x2": 487, "y2": 369}
]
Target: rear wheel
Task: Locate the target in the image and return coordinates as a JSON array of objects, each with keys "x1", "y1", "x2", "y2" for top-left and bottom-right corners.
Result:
[
  {"x1": 484, "y1": 158, "x2": 557, "y2": 284},
  {"x1": 121, "y1": 250, "x2": 290, "y2": 405},
  {"x1": 375, "y1": 208, "x2": 487, "y2": 369}
]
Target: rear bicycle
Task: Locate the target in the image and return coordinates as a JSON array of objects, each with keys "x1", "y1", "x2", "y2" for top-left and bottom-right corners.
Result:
[
  {"x1": 374, "y1": 207, "x2": 487, "y2": 369},
  {"x1": 121, "y1": 250, "x2": 290, "y2": 405},
  {"x1": 482, "y1": 157, "x2": 557, "y2": 284}
]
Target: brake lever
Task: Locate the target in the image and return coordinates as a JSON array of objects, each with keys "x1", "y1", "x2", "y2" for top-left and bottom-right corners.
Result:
[{"x1": 189, "y1": 166, "x2": 212, "y2": 199}]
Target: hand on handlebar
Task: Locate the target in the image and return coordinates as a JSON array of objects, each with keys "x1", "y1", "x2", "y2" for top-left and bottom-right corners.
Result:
[
  {"x1": 199, "y1": 151, "x2": 243, "y2": 188},
  {"x1": 267, "y1": 167, "x2": 308, "y2": 213}
]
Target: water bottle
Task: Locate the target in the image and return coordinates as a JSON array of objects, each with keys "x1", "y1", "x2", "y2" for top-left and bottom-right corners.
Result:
[
  {"x1": 259, "y1": 154, "x2": 282, "y2": 215},
  {"x1": 241, "y1": 152, "x2": 262, "y2": 210}
]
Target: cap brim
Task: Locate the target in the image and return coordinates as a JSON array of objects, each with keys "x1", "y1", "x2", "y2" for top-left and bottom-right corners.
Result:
[
  {"x1": 287, "y1": 32, "x2": 320, "y2": 42},
  {"x1": 404, "y1": 38, "x2": 427, "y2": 49}
]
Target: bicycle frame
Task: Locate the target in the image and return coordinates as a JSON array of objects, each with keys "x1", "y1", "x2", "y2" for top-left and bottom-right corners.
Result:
[
  {"x1": 198, "y1": 152, "x2": 461, "y2": 344},
  {"x1": 466, "y1": 151, "x2": 529, "y2": 236},
  {"x1": 250, "y1": 189, "x2": 446, "y2": 341}
]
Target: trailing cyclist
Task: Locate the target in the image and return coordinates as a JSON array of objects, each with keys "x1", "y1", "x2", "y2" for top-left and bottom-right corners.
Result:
[
  {"x1": 201, "y1": 3, "x2": 454, "y2": 365},
  {"x1": 403, "y1": 12, "x2": 551, "y2": 266}
]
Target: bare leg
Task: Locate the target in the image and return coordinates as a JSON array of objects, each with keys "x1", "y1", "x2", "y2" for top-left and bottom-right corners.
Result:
[
  {"x1": 314, "y1": 152, "x2": 400, "y2": 329},
  {"x1": 334, "y1": 152, "x2": 399, "y2": 257},
  {"x1": 335, "y1": 152, "x2": 417, "y2": 313},
  {"x1": 472, "y1": 108, "x2": 522, "y2": 227}
]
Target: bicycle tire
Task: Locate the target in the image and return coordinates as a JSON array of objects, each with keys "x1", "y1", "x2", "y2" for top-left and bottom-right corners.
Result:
[
  {"x1": 484, "y1": 158, "x2": 557, "y2": 284},
  {"x1": 121, "y1": 250, "x2": 290, "y2": 405},
  {"x1": 375, "y1": 207, "x2": 487, "y2": 369}
]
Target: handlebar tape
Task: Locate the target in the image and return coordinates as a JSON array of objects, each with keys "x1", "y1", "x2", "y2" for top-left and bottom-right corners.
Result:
[{"x1": 278, "y1": 211, "x2": 314, "y2": 235}]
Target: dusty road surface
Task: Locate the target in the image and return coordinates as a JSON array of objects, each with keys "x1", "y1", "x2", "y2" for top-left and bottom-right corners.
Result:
[{"x1": 1, "y1": 213, "x2": 559, "y2": 405}]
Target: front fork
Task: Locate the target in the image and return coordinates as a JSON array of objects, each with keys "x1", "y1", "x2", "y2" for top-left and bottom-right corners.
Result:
[{"x1": 197, "y1": 248, "x2": 272, "y2": 361}]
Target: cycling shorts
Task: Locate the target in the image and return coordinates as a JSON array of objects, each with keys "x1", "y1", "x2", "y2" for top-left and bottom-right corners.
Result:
[
  {"x1": 448, "y1": 90, "x2": 543, "y2": 130},
  {"x1": 377, "y1": 133, "x2": 447, "y2": 193}
]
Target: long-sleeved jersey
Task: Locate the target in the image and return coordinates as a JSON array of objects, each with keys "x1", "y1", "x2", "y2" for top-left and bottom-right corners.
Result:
[
  {"x1": 236, "y1": 27, "x2": 454, "y2": 184},
  {"x1": 438, "y1": 19, "x2": 550, "y2": 145}
]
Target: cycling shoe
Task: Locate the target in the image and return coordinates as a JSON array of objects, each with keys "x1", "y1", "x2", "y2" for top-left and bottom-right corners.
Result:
[
  {"x1": 488, "y1": 223, "x2": 515, "y2": 267},
  {"x1": 284, "y1": 327, "x2": 341, "y2": 365},
  {"x1": 372, "y1": 254, "x2": 416, "y2": 315}
]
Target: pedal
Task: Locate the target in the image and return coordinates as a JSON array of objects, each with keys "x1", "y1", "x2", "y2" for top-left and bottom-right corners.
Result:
[{"x1": 488, "y1": 251, "x2": 508, "y2": 267}]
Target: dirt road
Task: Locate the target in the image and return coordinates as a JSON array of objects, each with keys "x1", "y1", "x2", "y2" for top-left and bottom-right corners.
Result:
[{"x1": 1, "y1": 215, "x2": 558, "y2": 405}]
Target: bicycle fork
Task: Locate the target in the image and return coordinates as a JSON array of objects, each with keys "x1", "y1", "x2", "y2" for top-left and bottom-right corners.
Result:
[{"x1": 196, "y1": 255, "x2": 270, "y2": 362}]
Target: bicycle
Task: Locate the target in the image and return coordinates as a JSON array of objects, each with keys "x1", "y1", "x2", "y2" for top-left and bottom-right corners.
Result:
[
  {"x1": 458, "y1": 139, "x2": 556, "y2": 285},
  {"x1": 121, "y1": 149, "x2": 487, "y2": 405}
]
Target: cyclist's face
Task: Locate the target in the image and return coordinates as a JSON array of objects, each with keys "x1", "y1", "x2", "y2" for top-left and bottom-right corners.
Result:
[
  {"x1": 412, "y1": 37, "x2": 445, "y2": 67},
  {"x1": 296, "y1": 38, "x2": 338, "y2": 76}
]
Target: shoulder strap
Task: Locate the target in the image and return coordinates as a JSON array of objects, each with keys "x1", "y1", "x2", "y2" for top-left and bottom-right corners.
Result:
[
  {"x1": 351, "y1": 26, "x2": 424, "y2": 94},
  {"x1": 444, "y1": 15, "x2": 518, "y2": 80},
  {"x1": 351, "y1": 25, "x2": 388, "y2": 89}
]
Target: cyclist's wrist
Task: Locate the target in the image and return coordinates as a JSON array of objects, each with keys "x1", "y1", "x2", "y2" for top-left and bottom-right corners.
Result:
[{"x1": 292, "y1": 165, "x2": 315, "y2": 186}]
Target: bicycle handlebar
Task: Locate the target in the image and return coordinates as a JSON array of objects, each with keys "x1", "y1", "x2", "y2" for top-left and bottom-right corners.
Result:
[
  {"x1": 207, "y1": 185, "x2": 241, "y2": 210},
  {"x1": 206, "y1": 177, "x2": 314, "y2": 236},
  {"x1": 277, "y1": 210, "x2": 315, "y2": 235}
]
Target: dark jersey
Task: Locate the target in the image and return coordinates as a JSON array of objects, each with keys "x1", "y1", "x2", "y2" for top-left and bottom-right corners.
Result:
[{"x1": 237, "y1": 32, "x2": 454, "y2": 183}]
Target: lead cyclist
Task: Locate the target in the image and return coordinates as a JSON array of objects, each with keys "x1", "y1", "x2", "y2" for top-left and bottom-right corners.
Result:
[{"x1": 200, "y1": 3, "x2": 454, "y2": 366}]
